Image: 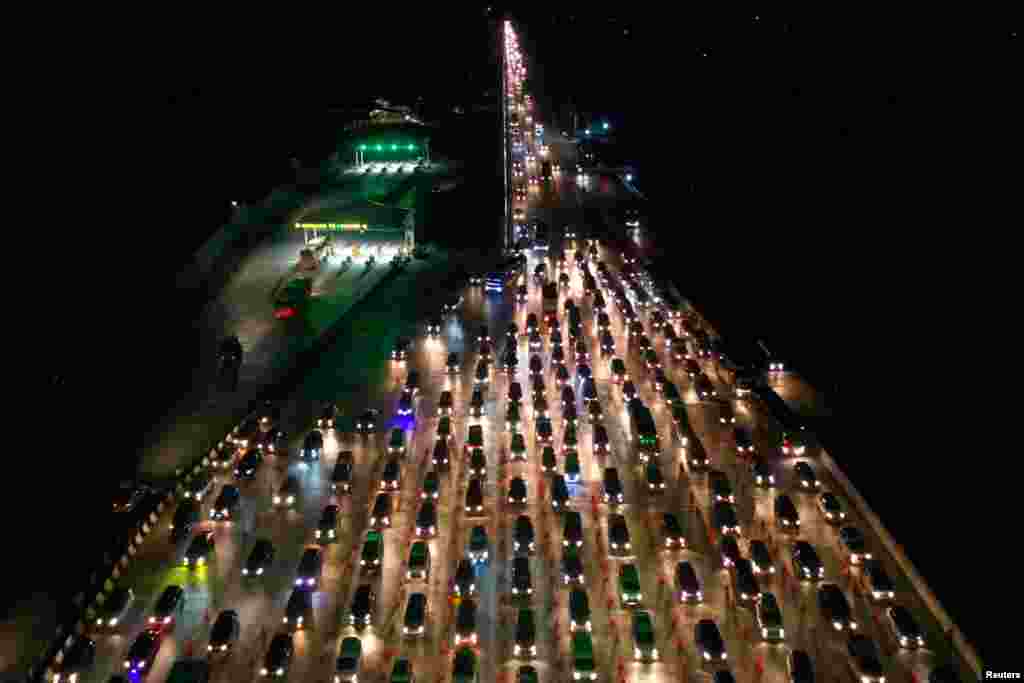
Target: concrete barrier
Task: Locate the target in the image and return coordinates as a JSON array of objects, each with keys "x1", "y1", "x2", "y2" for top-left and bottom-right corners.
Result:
[{"x1": 817, "y1": 447, "x2": 982, "y2": 679}]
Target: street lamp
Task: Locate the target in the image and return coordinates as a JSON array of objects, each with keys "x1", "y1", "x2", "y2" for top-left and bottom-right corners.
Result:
[{"x1": 231, "y1": 200, "x2": 238, "y2": 207}]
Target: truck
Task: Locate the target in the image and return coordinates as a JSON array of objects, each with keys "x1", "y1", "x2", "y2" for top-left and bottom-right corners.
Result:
[
  {"x1": 542, "y1": 282, "x2": 558, "y2": 323},
  {"x1": 274, "y1": 278, "x2": 312, "y2": 319}
]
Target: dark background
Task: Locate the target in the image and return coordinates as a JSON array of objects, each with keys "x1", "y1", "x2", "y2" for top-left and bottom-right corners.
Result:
[{"x1": 17, "y1": 5, "x2": 1015, "y2": 663}]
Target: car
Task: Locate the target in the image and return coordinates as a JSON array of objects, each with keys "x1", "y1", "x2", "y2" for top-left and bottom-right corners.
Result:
[
  {"x1": 863, "y1": 560, "x2": 896, "y2": 601},
  {"x1": 756, "y1": 593, "x2": 785, "y2": 641},
  {"x1": 243, "y1": 539, "x2": 275, "y2": 577},
  {"x1": 446, "y1": 353, "x2": 460, "y2": 373},
  {"x1": 551, "y1": 474, "x2": 570, "y2": 510},
  {"x1": 847, "y1": 635, "x2": 885, "y2": 683},
  {"x1": 793, "y1": 541, "x2": 825, "y2": 580},
  {"x1": 406, "y1": 370, "x2": 422, "y2": 393},
  {"x1": 454, "y1": 598, "x2": 478, "y2": 646},
  {"x1": 574, "y1": 339, "x2": 589, "y2": 362},
  {"x1": 651, "y1": 367, "x2": 667, "y2": 392},
  {"x1": 453, "y1": 648, "x2": 478, "y2": 683},
  {"x1": 716, "y1": 401, "x2": 736, "y2": 425},
  {"x1": 170, "y1": 500, "x2": 200, "y2": 543},
  {"x1": 596, "y1": 312, "x2": 610, "y2": 333},
  {"x1": 813, "y1": 492, "x2": 846, "y2": 525},
  {"x1": 349, "y1": 585, "x2": 376, "y2": 628},
  {"x1": 509, "y1": 476, "x2": 528, "y2": 505},
  {"x1": 531, "y1": 373, "x2": 547, "y2": 398},
  {"x1": 381, "y1": 457, "x2": 403, "y2": 491},
  {"x1": 210, "y1": 442, "x2": 237, "y2": 470},
  {"x1": 720, "y1": 535, "x2": 742, "y2": 568},
  {"x1": 370, "y1": 494, "x2": 392, "y2": 528},
  {"x1": 261, "y1": 633, "x2": 294, "y2": 677},
  {"x1": 709, "y1": 470, "x2": 736, "y2": 504},
  {"x1": 407, "y1": 541, "x2": 431, "y2": 580},
  {"x1": 331, "y1": 452, "x2": 355, "y2": 494},
  {"x1": 443, "y1": 295, "x2": 464, "y2": 316},
  {"x1": 750, "y1": 456, "x2": 775, "y2": 487},
  {"x1": 608, "y1": 514, "x2": 631, "y2": 555},
  {"x1": 392, "y1": 338, "x2": 410, "y2": 362},
  {"x1": 298, "y1": 431, "x2": 324, "y2": 464},
  {"x1": 514, "y1": 515, "x2": 535, "y2": 554},
  {"x1": 502, "y1": 347, "x2": 519, "y2": 373},
  {"x1": 53, "y1": 635, "x2": 95, "y2": 683},
  {"x1": 182, "y1": 471, "x2": 213, "y2": 501},
  {"x1": 273, "y1": 475, "x2": 300, "y2": 508},
  {"x1": 688, "y1": 446, "x2": 709, "y2": 469},
  {"x1": 94, "y1": 585, "x2": 134, "y2": 629},
  {"x1": 887, "y1": 605, "x2": 925, "y2": 649},
  {"x1": 787, "y1": 650, "x2": 815, "y2": 683},
  {"x1": 402, "y1": 593, "x2": 428, "y2": 638},
  {"x1": 599, "y1": 331, "x2": 615, "y2": 355},
  {"x1": 622, "y1": 380, "x2": 637, "y2": 402},
  {"x1": 183, "y1": 530, "x2": 215, "y2": 568},
  {"x1": 735, "y1": 374, "x2": 756, "y2": 398},
  {"x1": 734, "y1": 427, "x2": 754, "y2": 455},
  {"x1": 429, "y1": 439, "x2": 450, "y2": 468},
  {"x1": 234, "y1": 450, "x2": 263, "y2": 479},
  {"x1": 283, "y1": 590, "x2": 312, "y2": 631},
  {"x1": 229, "y1": 417, "x2": 260, "y2": 449},
  {"x1": 629, "y1": 320, "x2": 645, "y2": 338},
  {"x1": 466, "y1": 478, "x2": 485, "y2": 516},
  {"x1": 526, "y1": 353, "x2": 544, "y2": 378},
  {"x1": 516, "y1": 284, "x2": 528, "y2": 303},
  {"x1": 148, "y1": 585, "x2": 184, "y2": 627},
  {"x1": 467, "y1": 447, "x2": 487, "y2": 479},
  {"x1": 781, "y1": 430, "x2": 807, "y2": 456},
  {"x1": 469, "y1": 274, "x2": 484, "y2": 287},
  {"x1": 618, "y1": 563, "x2": 641, "y2": 604},
  {"x1": 207, "y1": 609, "x2": 241, "y2": 655},
  {"x1": 510, "y1": 431, "x2": 527, "y2": 459},
  {"x1": 562, "y1": 547, "x2": 585, "y2": 585},
  {"x1": 569, "y1": 588, "x2": 591, "y2": 632},
  {"x1": 712, "y1": 501, "x2": 741, "y2": 536},
  {"x1": 676, "y1": 561, "x2": 703, "y2": 603},
  {"x1": 355, "y1": 408, "x2": 378, "y2": 434},
  {"x1": 645, "y1": 461, "x2": 666, "y2": 493},
  {"x1": 775, "y1": 494, "x2": 801, "y2": 530},
  {"x1": 468, "y1": 388, "x2": 485, "y2": 418},
  {"x1": 587, "y1": 399, "x2": 604, "y2": 425},
  {"x1": 316, "y1": 504, "x2": 340, "y2": 541},
  {"x1": 535, "y1": 415, "x2": 553, "y2": 444},
  {"x1": 550, "y1": 327, "x2": 563, "y2": 345},
  {"x1": 511, "y1": 556, "x2": 533, "y2": 598},
  {"x1": 124, "y1": 628, "x2": 163, "y2": 675},
  {"x1": 474, "y1": 359, "x2": 490, "y2": 384},
  {"x1": 389, "y1": 427, "x2": 407, "y2": 455},
  {"x1": 359, "y1": 531, "x2": 384, "y2": 573},
  {"x1": 695, "y1": 376, "x2": 716, "y2": 400},
  {"x1": 746, "y1": 539, "x2": 776, "y2": 576},
  {"x1": 506, "y1": 401, "x2": 523, "y2": 431},
  {"x1": 602, "y1": 467, "x2": 624, "y2": 504},
  {"x1": 453, "y1": 558, "x2": 476, "y2": 597},
  {"x1": 397, "y1": 390, "x2": 415, "y2": 417},
  {"x1": 548, "y1": 343, "x2": 565, "y2": 366},
  {"x1": 575, "y1": 362, "x2": 592, "y2": 382},
  {"x1": 839, "y1": 526, "x2": 873, "y2": 564},
  {"x1": 695, "y1": 619, "x2": 728, "y2": 663},
  {"x1": 335, "y1": 637, "x2": 363, "y2": 682},
  {"x1": 555, "y1": 363, "x2": 570, "y2": 386},
  {"x1": 558, "y1": 271, "x2": 570, "y2": 288},
  {"x1": 733, "y1": 559, "x2": 762, "y2": 603},
  {"x1": 632, "y1": 611, "x2": 659, "y2": 661},
  {"x1": 562, "y1": 423, "x2": 578, "y2": 452},
  {"x1": 643, "y1": 349, "x2": 661, "y2": 370},
  {"x1": 581, "y1": 378, "x2": 598, "y2": 403},
  {"x1": 794, "y1": 461, "x2": 820, "y2": 490}
]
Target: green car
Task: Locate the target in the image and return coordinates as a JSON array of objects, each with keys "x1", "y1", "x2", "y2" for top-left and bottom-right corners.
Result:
[
  {"x1": 437, "y1": 416, "x2": 452, "y2": 442},
  {"x1": 361, "y1": 531, "x2": 384, "y2": 573},
  {"x1": 631, "y1": 610, "x2": 659, "y2": 661},
  {"x1": 390, "y1": 658, "x2": 414, "y2": 683},
  {"x1": 571, "y1": 632, "x2": 597, "y2": 680},
  {"x1": 453, "y1": 647, "x2": 478, "y2": 683},
  {"x1": 541, "y1": 446, "x2": 557, "y2": 473},
  {"x1": 564, "y1": 451, "x2": 581, "y2": 483},
  {"x1": 510, "y1": 432, "x2": 527, "y2": 461},
  {"x1": 618, "y1": 564, "x2": 643, "y2": 606},
  {"x1": 506, "y1": 402, "x2": 521, "y2": 431}
]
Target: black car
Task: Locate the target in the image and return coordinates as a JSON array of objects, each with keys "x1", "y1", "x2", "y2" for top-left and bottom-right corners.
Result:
[
  {"x1": 331, "y1": 452, "x2": 355, "y2": 494},
  {"x1": 662, "y1": 513, "x2": 685, "y2": 549},
  {"x1": 720, "y1": 535, "x2": 742, "y2": 569},
  {"x1": 184, "y1": 530, "x2": 215, "y2": 568},
  {"x1": 381, "y1": 457, "x2": 402, "y2": 492},
  {"x1": 793, "y1": 541, "x2": 825, "y2": 581},
  {"x1": 470, "y1": 387, "x2": 485, "y2": 417},
  {"x1": 514, "y1": 608, "x2": 537, "y2": 657},
  {"x1": 676, "y1": 561, "x2": 702, "y2": 603},
  {"x1": 454, "y1": 598, "x2": 478, "y2": 647},
  {"x1": 355, "y1": 409, "x2": 378, "y2": 434},
  {"x1": 234, "y1": 450, "x2": 262, "y2": 479},
  {"x1": 887, "y1": 605, "x2": 925, "y2": 649},
  {"x1": 569, "y1": 588, "x2": 591, "y2": 632},
  {"x1": 124, "y1": 629, "x2": 163, "y2": 675},
  {"x1": 749, "y1": 540, "x2": 775, "y2": 576},
  {"x1": 695, "y1": 619, "x2": 727, "y2": 663},
  {"x1": 243, "y1": 539, "x2": 275, "y2": 577},
  {"x1": 295, "y1": 547, "x2": 323, "y2": 589},
  {"x1": 839, "y1": 526, "x2": 873, "y2": 565},
  {"x1": 261, "y1": 633, "x2": 294, "y2": 677},
  {"x1": 466, "y1": 478, "x2": 485, "y2": 515},
  {"x1": 94, "y1": 586, "x2": 134, "y2": 630},
  {"x1": 514, "y1": 515, "x2": 535, "y2": 554},
  {"x1": 603, "y1": 467, "x2": 623, "y2": 504},
  {"x1": 208, "y1": 610, "x2": 240, "y2": 654},
  {"x1": 794, "y1": 461, "x2": 820, "y2": 490},
  {"x1": 562, "y1": 510, "x2": 584, "y2": 548},
  {"x1": 349, "y1": 585, "x2": 376, "y2": 629},
  {"x1": 645, "y1": 461, "x2": 666, "y2": 493},
  {"x1": 509, "y1": 381, "x2": 523, "y2": 404},
  {"x1": 371, "y1": 494, "x2": 392, "y2": 528},
  {"x1": 416, "y1": 501, "x2": 438, "y2": 538},
  {"x1": 863, "y1": 561, "x2": 895, "y2": 601},
  {"x1": 847, "y1": 636, "x2": 885, "y2": 683},
  {"x1": 54, "y1": 636, "x2": 95, "y2": 682},
  {"x1": 283, "y1": 588, "x2": 312, "y2": 631},
  {"x1": 170, "y1": 500, "x2": 200, "y2": 542},
  {"x1": 209, "y1": 484, "x2": 241, "y2": 522},
  {"x1": 531, "y1": 374, "x2": 547, "y2": 400},
  {"x1": 732, "y1": 559, "x2": 761, "y2": 603},
  {"x1": 454, "y1": 559, "x2": 476, "y2": 596},
  {"x1": 775, "y1": 494, "x2": 801, "y2": 530},
  {"x1": 787, "y1": 650, "x2": 815, "y2": 683},
  {"x1": 511, "y1": 556, "x2": 533, "y2": 597},
  {"x1": 446, "y1": 352, "x2": 460, "y2": 373},
  {"x1": 403, "y1": 593, "x2": 428, "y2": 637},
  {"x1": 712, "y1": 501, "x2": 741, "y2": 536},
  {"x1": 468, "y1": 448, "x2": 487, "y2": 479},
  {"x1": 536, "y1": 416, "x2": 553, "y2": 443},
  {"x1": 555, "y1": 363, "x2": 570, "y2": 386},
  {"x1": 508, "y1": 477, "x2": 528, "y2": 505},
  {"x1": 551, "y1": 475, "x2": 569, "y2": 511},
  {"x1": 273, "y1": 475, "x2": 300, "y2": 508},
  {"x1": 149, "y1": 585, "x2": 185, "y2": 627},
  {"x1": 561, "y1": 548, "x2": 585, "y2": 585},
  {"x1": 750, "y1": 456, "x2": 775, "y2": 487},
  {"x1": 818, "y1": 583, "x2": 855, "y2": 630},
  {"x1": 608, "y1": 514, "x2": 631, "y2": 555},
  {"x1": 709, "y1": 470, "x2": 735, "y2": 504},
  {"x1": 315, "y1": 504, "x2": 340, "y2": 542},
  {"x1": 391, "y1": 338, "x2": 410, "y2": 361},
  {"x1": 397, "y1": 390, "x2": 415, "y2": 417},
  {"x1": 622, "y1": 380, "x2": 637, "y2": 402}
]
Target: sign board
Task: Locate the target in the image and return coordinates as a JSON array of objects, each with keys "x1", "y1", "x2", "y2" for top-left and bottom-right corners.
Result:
[{"x1": 294, "y1": 222, "x2": 368, "y2": 232}]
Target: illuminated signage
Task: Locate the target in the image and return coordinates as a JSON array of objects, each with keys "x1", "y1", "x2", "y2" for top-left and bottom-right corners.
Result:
[{"x1": 294, "y1": 222, "x2": 368, "y2": 232}]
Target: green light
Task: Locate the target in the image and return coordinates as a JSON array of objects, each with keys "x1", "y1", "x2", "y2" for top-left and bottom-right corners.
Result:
[
  {"x1": 375, "y1": 144, "x2": 382, "y2": 151},
  {"x1": 603, "y1": 122, "x2": 609, "y2": 130},
  {"x1": 407, "y1": 144, "x2": 415, "y2": 150},
  {"x1": 359, "y1": 144, "x2": 366, "y2": 150},
  {"x1": 391, "y1": 144, "x2": 398, "y2": 150}
]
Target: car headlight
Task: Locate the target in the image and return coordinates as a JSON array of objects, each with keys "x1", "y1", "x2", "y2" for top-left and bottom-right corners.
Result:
[{"x1": 276, "y1": 668, "x2": 284, "y2": 676}]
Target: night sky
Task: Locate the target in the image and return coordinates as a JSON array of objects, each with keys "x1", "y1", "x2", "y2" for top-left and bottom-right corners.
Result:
[{"x1": 18, "y1": 5, "x2": 1015, "y2": 663}]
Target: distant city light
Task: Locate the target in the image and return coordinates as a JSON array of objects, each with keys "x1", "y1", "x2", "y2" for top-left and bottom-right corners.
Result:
[
  {"x1": 231, "y1": 200, "x2": 238, "y2": 207},
  {"x1": 603, "y1": 122, "x2": 609, "y2": 130},
  {"x1": 626, "y1": 174, "x2": 632, "y2": 181},
  {"x1": 585, "y1": 129, "x2": 591, "y2": 135}
]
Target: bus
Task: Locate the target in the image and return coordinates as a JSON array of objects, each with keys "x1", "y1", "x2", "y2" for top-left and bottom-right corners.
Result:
[
  {"x1": 541, "y1": 282, "x2": 558, "y2": 323},
  {"x1": 571, "y1": 632, "x2": 597, "y2": 680},
  {"x1": 628, "y1": 401, "x2": 659, "y2": 453},
  {"x1": 274, "y1": 278, "x2": 312, "y2": 319}
]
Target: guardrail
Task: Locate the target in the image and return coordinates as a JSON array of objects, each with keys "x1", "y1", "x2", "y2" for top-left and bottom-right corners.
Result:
[{"x1": 668, "y1": 280, "x2": 983, "y2": 682}]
